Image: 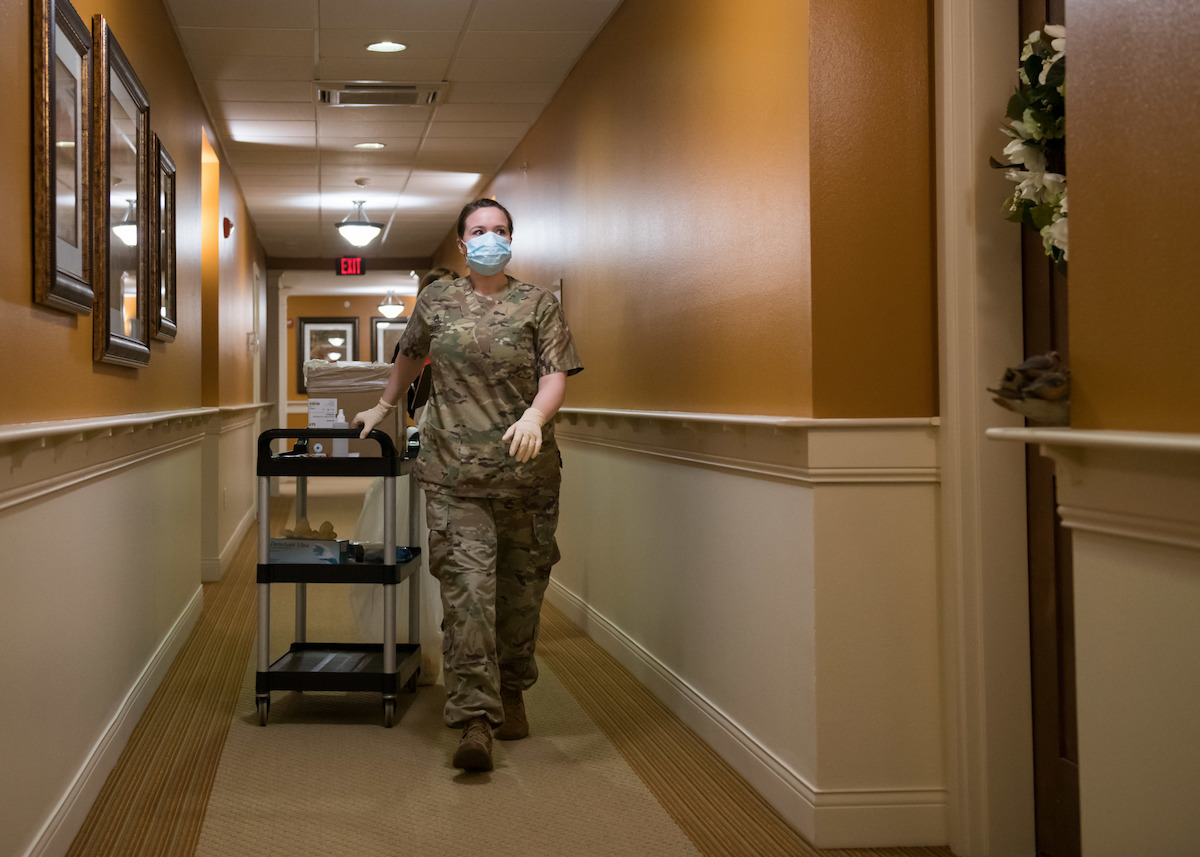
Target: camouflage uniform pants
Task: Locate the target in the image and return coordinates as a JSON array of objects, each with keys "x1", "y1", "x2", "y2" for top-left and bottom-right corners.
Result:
[{"x1": 425, "y1": 489, "x2": 561, "y2": 728}]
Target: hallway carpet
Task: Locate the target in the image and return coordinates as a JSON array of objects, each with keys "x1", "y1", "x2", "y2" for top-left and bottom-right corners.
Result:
[
  {"x1": 196, "y1": 655, "x2": 700, "y2": 856},
  {"x1": 66, "y1": 481, "x2": 953, "y2": 857}
]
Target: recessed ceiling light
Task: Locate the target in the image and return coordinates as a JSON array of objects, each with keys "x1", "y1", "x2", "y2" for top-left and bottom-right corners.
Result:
[
  {"x1": 367, "y1": 41, "x2": 406, "y2": 53},
  {"x1": 354, "y1": 142, "x2": 386, "y2": 150}
]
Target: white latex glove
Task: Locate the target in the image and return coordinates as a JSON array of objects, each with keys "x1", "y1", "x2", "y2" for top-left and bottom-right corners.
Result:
[
  {"x1": 353, "y1": 398, "x2": 397, "y2": 439},
  {"x1": 502, "y1": 407, "x2": 547, "y2": 463}
]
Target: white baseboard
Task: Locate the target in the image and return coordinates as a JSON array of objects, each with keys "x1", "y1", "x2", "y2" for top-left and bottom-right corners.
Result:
[
  {"x1": 545, "y1": 579, "x2": 948, "y2": 849},
  {"x1": 203, "y1": 504, "x2": 256, "y2": 583},
  {"x1": 24, "y1": 586, "x2": 204, "y2": 857}
]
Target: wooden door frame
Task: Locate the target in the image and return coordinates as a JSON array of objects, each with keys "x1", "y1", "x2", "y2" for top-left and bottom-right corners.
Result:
[{"x1": 934, "y1": 0, "x2": 1039, "y2": 854}]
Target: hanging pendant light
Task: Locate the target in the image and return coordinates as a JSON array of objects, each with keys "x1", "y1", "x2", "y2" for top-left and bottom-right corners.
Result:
[
  {"x1": 377, "y1": 291, "x2": 404, "y2": 318},
  {"x1": 335, "y1": 200, "x2": 383, "y2": 247},
  {"x1": 112, "y1": 200, "x2": 137, "y2": 247}
]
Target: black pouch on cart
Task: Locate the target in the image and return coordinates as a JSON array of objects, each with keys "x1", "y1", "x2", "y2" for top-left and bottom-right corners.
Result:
[{"x1": 357, "y1": 543, "x2": 416, "y2": 564}]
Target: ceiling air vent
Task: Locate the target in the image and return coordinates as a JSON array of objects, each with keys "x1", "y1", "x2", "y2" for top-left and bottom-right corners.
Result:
[{"x1": 316, "y1": 82, "x2": 444, "y2": 107}]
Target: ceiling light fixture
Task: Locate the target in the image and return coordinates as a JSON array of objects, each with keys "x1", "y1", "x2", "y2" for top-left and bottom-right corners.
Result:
[
  {"x1": 112, "y1": 200, "x2": 137, "y2": 246},
  {"x1": 377, "y1": 291, "x2": 404, "y2": 318},
  {"x1": 367, "y1": 40, "x2": 406, "y2": 53},
  {"x1": 354, "y1": 141, "x2": 386, "y2": 150},
  {"x1": 334, "y1": 200, "x2": 383, "y2": 247}
]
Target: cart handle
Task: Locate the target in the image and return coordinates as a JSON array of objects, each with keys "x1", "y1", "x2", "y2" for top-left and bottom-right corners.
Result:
[{"x1": 258, "y1": 428, "x2": 399, "y2": 460}]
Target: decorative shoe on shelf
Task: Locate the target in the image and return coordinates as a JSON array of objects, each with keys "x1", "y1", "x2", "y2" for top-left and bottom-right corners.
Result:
[{"x1": 988, "y1": 350, "x2": 1070, "y2": 426}]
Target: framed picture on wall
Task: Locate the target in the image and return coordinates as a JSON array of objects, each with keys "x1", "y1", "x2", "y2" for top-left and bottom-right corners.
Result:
[
  {"x1": 370, "y1": 316, "x2": 406, "y2": 363},
  {"x1": 91, "y1": 14, "x2": 150, "y2": 367},
  {"x1": 32, "y1": 0, "x2": 93, "y2": 314},
  {"x1": 150, "y1": 133, "x2": 177, "y2": 341},
  {"x1": 297, "y1": 316, "x2": 358, "y2": 394}
]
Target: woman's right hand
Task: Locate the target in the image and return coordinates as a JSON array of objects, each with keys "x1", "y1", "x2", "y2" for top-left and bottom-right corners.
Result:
[{"x1": 353, "y1": 398, "x2": 396, "y2": 439}]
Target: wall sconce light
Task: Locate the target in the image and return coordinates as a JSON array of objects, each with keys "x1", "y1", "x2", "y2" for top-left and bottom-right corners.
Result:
[
  {"x1": 377, "y1": 291, "x2": 404, "y2": 318},
  {"x1": 223, "y1": 217, "x2": 235, "y2": 239},
  {"x1": 112, "y1": 200, "x2": 137, "y2": 246},
  {"x1": 335, "y1": 200, "x2": 382, "y2": 247}
]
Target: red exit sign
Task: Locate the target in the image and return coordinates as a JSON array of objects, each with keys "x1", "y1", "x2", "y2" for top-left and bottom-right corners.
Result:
[{"x1": 337, "y1": 257, "x2": 365, "y2": 275}]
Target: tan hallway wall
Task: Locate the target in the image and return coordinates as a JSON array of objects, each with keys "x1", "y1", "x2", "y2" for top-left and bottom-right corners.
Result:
[
  {"x1": 0, "y1": 0, "x2": 265, "y2": 854},
  {"x1": 466, "y1": 0, "x2": 934, "y2": 420},
  {"x1": 1069, "y1": 1, "x2": 1200, "y2": 433},
  {"x1": 2, "y1": 0, "x2": 206, "y2": 420}
]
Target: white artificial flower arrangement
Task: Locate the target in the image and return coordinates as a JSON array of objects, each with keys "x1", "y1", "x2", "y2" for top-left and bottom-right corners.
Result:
[{"x1": 991, "y1": 25, "x2": 1067, "y2": 274}]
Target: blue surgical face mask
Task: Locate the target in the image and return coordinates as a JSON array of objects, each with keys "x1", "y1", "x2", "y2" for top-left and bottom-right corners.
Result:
[{"x1": 464, "y1": 231, "x2": 512, "y2": 275}]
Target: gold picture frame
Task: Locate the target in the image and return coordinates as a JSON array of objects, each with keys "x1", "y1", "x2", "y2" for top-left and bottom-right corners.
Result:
[
  {"x1": 150, "y1": 133, "x2": 177, "y2": 341},
  {"x1": 32, "y1": 0, "x2": 93, "y2": 314},
  {"x1": 92, "y1": 14, "x2": 150, "y2": 367}
]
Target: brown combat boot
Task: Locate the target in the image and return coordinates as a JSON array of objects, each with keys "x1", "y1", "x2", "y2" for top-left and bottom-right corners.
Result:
[
  {"x1": 494, "y1": 690, "x2": 528, "y2": 740},
  {"x1": 452, "y1": 717, "x2": 493, "y2": 771}
]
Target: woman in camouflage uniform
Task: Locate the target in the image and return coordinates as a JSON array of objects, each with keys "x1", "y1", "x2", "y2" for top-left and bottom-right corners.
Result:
[{"x1": 355, "y1": 199, "x2": 583, "y2": 772}]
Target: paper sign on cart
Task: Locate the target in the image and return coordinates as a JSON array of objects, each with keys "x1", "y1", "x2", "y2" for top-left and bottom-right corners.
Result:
[{"x1": 307, "y1": 397, "x2": 337, "y2": 427}]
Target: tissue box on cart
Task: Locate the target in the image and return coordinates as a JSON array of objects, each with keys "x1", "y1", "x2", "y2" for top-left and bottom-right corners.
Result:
[
  {"x1": 304, "y1": 360, "x2": 400, "y2": 456},
  {"x1": 268, "y1": 538, "x2": 351, "y2": 564}
]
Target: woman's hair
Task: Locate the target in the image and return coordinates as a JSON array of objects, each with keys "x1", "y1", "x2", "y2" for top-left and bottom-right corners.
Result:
[
  {"x1": 456, "y1": 198, "x2": 513, "y2": 239},
  {"x1": 418, "y1": 267, "x2": 458, "y2": 292}
]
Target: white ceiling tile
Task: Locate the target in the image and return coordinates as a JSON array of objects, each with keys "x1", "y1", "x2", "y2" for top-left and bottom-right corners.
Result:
[
  {"x1": 317, "y1": 57, "x2": 451, "y2": 82},
  {"x1": 231, "y1": 163, "x2": 320, "y2": 177},
  {"x1": 208, "y1": 80, "x2": 314, "y2": 102},
  {"x1": 223, "y1": 146, "x2": 319, "y2": 165},
  {"x1": 418, "y1": 137, "x2": 520, "y2": 156},
  {"x1": 444, "y1": 81, "x2": 559, "y2": 103},
  {"x1": 317, "y1": 0, "x2": 473, "y2": 30},
  {"x1": 319, "y1": 148, "x2": 421, "y2": 165},
  {"x1": 468, "y1": 0, "x2": 622, "y2": 32},
  {"x1": 320, "y1": 165, "x2": 415, "y2": 180},
  {"x1": 404, "y1": 170, "x2": 488, "y2": 191},
  {"x1": 227, "y1": 120, "x2": 317, "y2": 140},
  {"x1": 315, "y1": 103, "x2": 435, "y2": 124},
  {"x1": 413, "y1": 153, "x2": 507, "y2": 172},
  {"x1": 426, "y1": 121, "x2": 532, "y2": 139},
  {"x1": 447, "y1": 57, "x2": 576, "y2": 84},
  {"x1": 433, "y1": 102, "x2": 544, "y2": 122},
  {"x1": 239, "y1": 179, "x2": 324, "y2": 195},
  {"x1": 458, "y1": 30, "x2": 595, "y2": 58},
  {"x1": 179, "y1": 27, "x2": 314, "y2": 57},
  {"x1": 316, "y1": 119, "x2": 428, "y2": 138},
  {"x1": 218, "y1": 101, "x2": 315, "y2": 121},
  {"x1": 191, "y1": 54, "x2": 315, "y2": 82},
  {"x1": 165, "y1": 0, "x2": 318, "y2": 29}
]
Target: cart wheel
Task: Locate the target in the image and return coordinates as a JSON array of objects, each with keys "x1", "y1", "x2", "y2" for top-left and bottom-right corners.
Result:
[
  {"x1": 256, "y1": 696, "x2": 270, "y2": 726},
  {"x1": 403, "y1": 668, "x2": 421, "y2": 693},
  {"x1": 383, "y1": 698, "x2": 396, "y2": 728}
]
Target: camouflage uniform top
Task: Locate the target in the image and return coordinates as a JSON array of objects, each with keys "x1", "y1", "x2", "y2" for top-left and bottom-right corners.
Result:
[{"x1": 397, "y1": 275, "x2": 583, "y2": 498}]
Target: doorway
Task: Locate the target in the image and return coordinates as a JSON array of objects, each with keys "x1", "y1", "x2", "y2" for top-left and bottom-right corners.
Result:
[{"x1": 1017, "y1": 1, "x2": 1079, "y2": 855}]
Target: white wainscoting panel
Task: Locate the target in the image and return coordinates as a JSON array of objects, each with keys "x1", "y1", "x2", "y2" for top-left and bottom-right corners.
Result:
[
  {"x1": 0, "y1": 418, "x2": 206, "y2": 857},
  {"x1": 990, "y1": 428, "x2": 1200, "y2": 857},
  {"x1": 552, "y1": 411, "x2": 944, "y2": 847}
]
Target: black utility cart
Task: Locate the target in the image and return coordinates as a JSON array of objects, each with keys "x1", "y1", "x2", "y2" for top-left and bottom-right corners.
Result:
[{"x1": 255, "y1": 428, "x2": 422, "y2": 727}]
